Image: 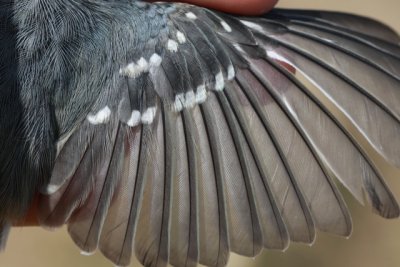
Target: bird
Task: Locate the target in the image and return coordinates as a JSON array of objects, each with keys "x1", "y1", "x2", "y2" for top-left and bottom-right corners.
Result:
[{"x1": 1, "y1": 1, "x2": 400, "y2": 267}]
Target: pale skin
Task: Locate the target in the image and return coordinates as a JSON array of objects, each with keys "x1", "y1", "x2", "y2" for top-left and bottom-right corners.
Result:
[
  {"x1": 152, "y1": 0, "x2": 279, "y2": 15},
  {"x1": 16, "y1": 0, "x2": 280, "y2": 227}
]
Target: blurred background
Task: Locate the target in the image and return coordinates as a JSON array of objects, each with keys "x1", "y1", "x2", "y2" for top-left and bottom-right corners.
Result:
[{"x1": 2, "y1": 1, "x2": 400, "y2": 267}]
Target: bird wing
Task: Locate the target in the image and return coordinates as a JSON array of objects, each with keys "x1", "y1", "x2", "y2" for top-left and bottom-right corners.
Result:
[{"x1": 37, "y1": 4, "x2": 400, "y2": 267}]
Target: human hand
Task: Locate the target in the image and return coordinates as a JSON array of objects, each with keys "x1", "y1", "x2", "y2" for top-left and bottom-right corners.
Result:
[{"x1": 158, "y1": 0, "x2": 279, "y2": 15}]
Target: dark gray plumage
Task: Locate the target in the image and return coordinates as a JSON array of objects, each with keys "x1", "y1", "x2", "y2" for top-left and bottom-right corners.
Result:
[{"x1": 0, "y1": 1, "x2": 400, "y2": 267}]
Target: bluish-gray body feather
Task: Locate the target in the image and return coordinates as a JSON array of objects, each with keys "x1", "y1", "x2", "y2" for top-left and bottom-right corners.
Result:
[{"x1": 0, "y1": 0, "x2": 168, "y2": 223}]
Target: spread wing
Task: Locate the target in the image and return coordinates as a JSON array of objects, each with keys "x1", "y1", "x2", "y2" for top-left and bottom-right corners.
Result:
[{"x1": 37, "y1": 4, "x2": 400, "y2": 267}]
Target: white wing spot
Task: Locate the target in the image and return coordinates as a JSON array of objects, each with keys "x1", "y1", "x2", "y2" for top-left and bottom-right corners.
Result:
[
  {"x1": 227, "y1": 65, "x2": 235, "y2": 80},
  {"x1": 195, "y1": 85, "x2": 207, "y2": 103},
  {"x1": 240, "y1": 20, "x2": 263, "y2": 32},
  {"x1": 81, "y1": 251, "x2": 96, "y2": 256},
  {"x1": 45, "y1": 184, "x2": 61, "y2": 195},
  {"x1": 167, "y1": 39, "x2": 179, "y2": 52},
  {"x1": 215, "y1": 72, "x2": 225, "y2": 91},
  {"x1": 184, "y1": 91, "x2": 196, "y2": 109},
  {"x1": 220, "y1": 20, "x2": 232, "y2": 32},
  {"x1": 119, "y1": 63, "x2": 134, "y2": 76},
  {"x1": 119, "y1": 57, "x2": 149, "y2": 78},
  {"x1": 137, "y1": 57, "x2": 148, "y2": 68},
  {"x1": 127, "y1": 110, "x2": 141, "y2": 127},
  {"x1": 185, "y1": 12, "x2": 197, "y2": 19},
  {"x1": 149, "y1": 53, "x2": 162, "y2": 68},
  {"x1": 176, "y1": 31, "x2": 187, "y2": 44},
  {"x1": 173, "y1": 90, "x2": 201, "y2": 112},
  {"x1": 87, "y1": 106, "x2": 111, "y2": 125},
  {"x1": 174, "y1": 93, "x2": 185, "y2": 112},
  {"x1": 141, "y1": 107, "x2": 157, "y2": 124}
]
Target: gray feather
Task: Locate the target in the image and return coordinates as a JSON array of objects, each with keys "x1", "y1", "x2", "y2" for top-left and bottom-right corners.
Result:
[
  {"x1": 134, "y1": 111, "x2": 168, "y2": 267},
  {"x1": 189, "y1": 106, "x2": 226, "y2": 266},
  {"x1": 68, "y1": 122, "x2": 125, "y2": 253},
  {"x1": 271, "y1": 9, "x2": 400, "y2": 44},
  {"x1": 17, "y1": 4, "x2": 400, "y2": 267},
  {"x1": 99, "y1": 127, "x2": 142, "y2": 266}
]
